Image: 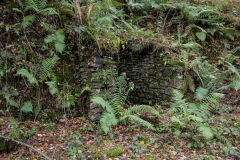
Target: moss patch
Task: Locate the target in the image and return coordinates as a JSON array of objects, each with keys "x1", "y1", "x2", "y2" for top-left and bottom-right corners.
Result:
[{"x1": 105, "y1": 147, "x2": 125, "y2": 158}]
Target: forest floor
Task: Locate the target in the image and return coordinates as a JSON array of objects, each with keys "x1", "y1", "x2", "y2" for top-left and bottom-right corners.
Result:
[{"x1": 0, "y1": 89, "x2": 239, "y2": 160}]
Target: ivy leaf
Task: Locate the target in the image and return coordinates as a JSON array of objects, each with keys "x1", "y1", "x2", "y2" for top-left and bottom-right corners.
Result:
[
  {"x1": 196, "y1": 32, "x2": 206, "y2": 41},
  {"x1": 21, "y1": 101, "x2": 33, "y2": 113},
  {"x1": 22, "y1": 15, "x2": 35, "y2": 29}
]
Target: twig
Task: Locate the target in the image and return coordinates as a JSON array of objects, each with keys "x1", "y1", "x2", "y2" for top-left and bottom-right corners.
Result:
[
  {"x1": 0, "y1": 135, "x2": 53, "y2": 160},
  {"x1": 162, "y1": 9, "x2": 171, "y2": 31},
  {"x1": 24, "y1": 29, "x2": 34, "y2": 53}
]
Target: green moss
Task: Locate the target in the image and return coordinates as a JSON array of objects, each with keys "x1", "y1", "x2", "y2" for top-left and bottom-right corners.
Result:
[
  {"x1": 0, "y1": 139, "x2": 7, "y2": 152},
  {"x1": 56, "y1": 137, "x2": 62, "y2": 142},
  {"x1": 104, "y1": 57, "x2": 115, "y2": 65},
  {"x1": 89, "y1": 144, "x2": 97, "y2": 151},
  {"x1": 145, "y1": 155, "x2": 155, "y2": 160},
  {"x1": 105, "y1": 147, "x2": 125, "y2": 158},
  {"x1": 91, "y1": 153, "x2": 102, "y2": 159},
  {"x1": 45, "y1": 125, "x2": 55, "y2": 131},
  {"x1": 60, "y1": 8, "x2": 74, "y2": 17},
  {"x1": 0, "y1": 119, "x2": 3, "y2": 126}
]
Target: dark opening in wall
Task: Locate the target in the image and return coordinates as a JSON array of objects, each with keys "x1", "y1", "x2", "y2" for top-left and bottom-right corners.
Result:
[{"x1": 117, "y1": 44, "x2": 184, "y2": 105}]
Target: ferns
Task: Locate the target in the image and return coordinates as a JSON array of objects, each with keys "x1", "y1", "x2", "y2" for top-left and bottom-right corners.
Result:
[
  {"x1": 25, "y1": 0, "x2": 47, "y2": 11},
  {"x1": 16, "y1": 68, "x2": 38, "y2": 85},
  {"x1": 39, "y1": 54, "x2": 59, "y2": 81},
  {"x1": 169, "y1": 87, "x2": 224, "y2": 142},
  {"x1": 176, "y1": 3, "x2": 220, "y2": 25},
  {"x1": 22, "y1": 15, "x2": 35, "y2": 29},
  {"x1": 120, "y1": 115, "x2": 156, "y2": 131},
  {"x1": 217, "y1": 61, "x2": 240, "y2": 91},
  {"x1": 44, "y1": 30, "x2": 65, "y2": 54},
  {"x1": 111, "y1": 73, "x2": 134, "y2": 112},
  {"x1": 199, "y1": 92, "x2": 224, "y2": 112},
  {"x1": 91, "y1": 73, "x2": 160, "y2": 133},
  {"x1": 91, "y1": 96, "x2": 115, "y2": 114},
  {"x1": 24, "y1": 0, "x2": 58, "y2": 15},
  {"x1": 122, "y1": 105, "x2": 161, "y2": 118},
  {"x1": 100, "y1": 112, "x2": 118, "y2": 134},
  {"x1": 198, "y1": 125, "x2": 213, "y2": 140}
]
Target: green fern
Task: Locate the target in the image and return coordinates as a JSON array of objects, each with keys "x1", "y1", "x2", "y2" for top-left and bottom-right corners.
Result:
[
  {"x1": 111, "y1": 73, "x2": 134, "y2": 113},
  {"x1": 24, "y1": 0, "x2": 58, "y2": 15},
  {"x1": 219, "y1": 62, "x2": 240, "y2": 91},
  {"x1": 45, "y1": 81, "x2": 58, "y2": 95},
  {"x1": 22, "y1": 15, "x2": 35, "y2": 29},
  {"x1": 91, "y1": 96, "x2": 115, "y2": 114},
  {"x1": 198, "y1": 125, "x2": 213, "y2": 140},
  {"x1": 122, "y1": 105, "x2": 161, "y2": 118},
  {"x1": 200, "y1": 92, "x2": 224, "y2": 112},
  {"x1": 16, "y1": 68, "x2": 38, "y2": 85},
  {"x1": 45, "y1": 30, "x2": 65, "y2": 54},
  {"x1": 100, "y1": 112, "x2": 118, "y2": 134},
  {"x1": 21, "y1": 101, "x2": 33, "y2": 113},
  {"x1": 176, "y1": 3, "x2": 220, "y2": 25},
  {"x1": 91, "y1": 72, "x2": 160, "y2": 133},
  {"x1": 169, "y1": 88, "x2": 224, "y2": 142},
  {"x1": 39, "y1": 55, "x2": 59, "y2": 81},
  {"x1": 120, "y1": 114, "x2": 156, "y2": 131}
]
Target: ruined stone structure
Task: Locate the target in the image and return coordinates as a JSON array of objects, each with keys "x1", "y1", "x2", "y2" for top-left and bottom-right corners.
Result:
[
  {"x1": 84, "y1": 45, "x2": 184, "y2": 121},
  {"x1": 118, "y1": 45, "x2": 184, "y2": 105}
]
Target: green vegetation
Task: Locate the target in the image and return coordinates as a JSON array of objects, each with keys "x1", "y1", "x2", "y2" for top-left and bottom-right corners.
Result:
[
  {"x1": 0, "y1": 0, "x2": 239, "y2": 159},
  {"x1": 92, "y1": 73, "x2": 161, "y2": 133}
]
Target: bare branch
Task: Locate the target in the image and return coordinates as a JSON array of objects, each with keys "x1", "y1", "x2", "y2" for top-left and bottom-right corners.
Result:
[{"x1": 0, "y1": 135, "x2": 53, "y2": 160}]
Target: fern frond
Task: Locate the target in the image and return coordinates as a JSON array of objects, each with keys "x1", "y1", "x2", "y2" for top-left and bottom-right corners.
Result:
[
  {"x1": 100, "y1": 112, "x2": 118, "y2": 134},
  {"x1": 170, "y1": 89, "x2": 188, "y2": 114},
  {"x1": 40, "y1": 8, "x2": 58, "y2": 16},
  {"x1": 122, "y1": 105, "x2": 161, "y2": 118},
  {"x1": 24, "y1": 0, "x2": 58, "y2": 15},
  {"x1": 200, "y1": 92, "x2": 224, "y2": 112},
  {"x1": 111, "y1": 72, "x2": 134, "y2": 113},
  {"x1": 196, "y1": 87, "x2": 208, "y2": 100},
  {"x1": 120, "y1": 114, "x2": 156, "y2": 131},
  {"x1": 45, "y1": 81, "x2": 58, "y2": 95},
  {"x1": 91, "y1": 96, "x2": 115, "y2": 114},
  {"x1": 22, "y1": 15, "x2": 35, "y2": 29},
  {"x1": 198, "y1": 125, "x2": 213, "y2": 140},
  {"x1": 24, "y1": 0, "x2": 47, "y2": 12},
  {"x1": 172, "y1": 89, "x2": 184, "y2": 101},
  {"x1": 39, "y1": 55, "x2": 59, "y2": 81},
  {"x1": 188, "y1": 102, "x2": 211, "y2": 118},
  {"x1": 16, "y1": 68, "x2": 38, "y2": 85},
  {"x1": 226, "y1": 62, "x2": 240, "y2": 78},
  {"x1": 45, "y1": 30, "x2": 65, "y2": 53},
  {"x1": 218, "y1": 62, "x2": 240, "y2": 91}
]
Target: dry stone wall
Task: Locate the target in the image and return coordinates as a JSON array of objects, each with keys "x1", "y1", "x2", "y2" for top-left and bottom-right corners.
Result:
[
  {"x1": 83, "y1": 45, "x2": 184, "y2": 121},
  {"x1": 118, "y1": 46, "x2": 184, "y2": 105}
]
